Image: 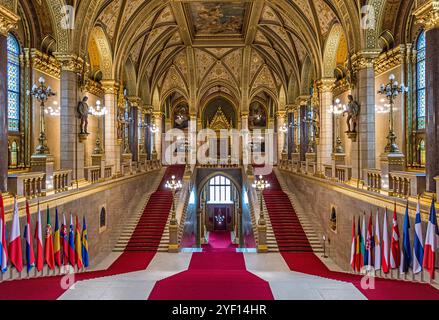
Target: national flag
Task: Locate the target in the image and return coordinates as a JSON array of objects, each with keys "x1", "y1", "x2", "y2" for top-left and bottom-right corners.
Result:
[
  {"x1": 9, "y1": 197, "x2": 23, "y2": 272},
  {"x1": 60, "y1": 213, "x2": 68, "y2": 265},
  {"x1": 400, "y1": 202, "x2": 412, "y2": 274},
  {"x1": 366, "y1": 213, "x2": 374, "y2": 270},
  {"x1": 53, "y1": 208, "x2": 61, "y2": 267},
  {"x1": 68, "y1": 214, "x2": 75, "y2": 267},
  {"x1": 413, "y1": 199, "x2": 424, "y2": 274},
  {"x1": 382, "y1": 208, "x2": 390, "y2": 273},
  {"x1": 423, "y1": 198, "x2": 438, "y2": 279},
  {"x1": 0, "y1": 194, "x2": 8, "y2": 273},
  {"x1": 355, "y1": 216, "x2": 363, "y2": 271},
  {"x1": 361, "y1": 213, "x2": 367, "y2": 266},
  {"x1": 44, "y1": 206, "x2": 55, "y2": 270},
  {"x1": 390, "y1": 203, "x2": 400, "y2": 269},
  {"x1": 24, "y1": 201, "x2": 35, "y2": 272},
  {"x1": 34, "y1": 203, "x2": 43, "y2": 271},
  {"x1": 350, "y1": 218, "x2": 356, "y2": 270},
  {"x1": 82, "y1": 216, "x2": 89, "y2": 268},
  {"x1": 75, "y1": 216, "x2": 83, "y2": 270},
  {"x1": 374, "y1": 209, "x2": 381, "y2": 270}
]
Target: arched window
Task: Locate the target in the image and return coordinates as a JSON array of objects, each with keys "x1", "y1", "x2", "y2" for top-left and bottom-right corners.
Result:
[
  {"x1": 416, "y1": 30, "x2": 426, "y2": 130},
  {"x1": 208, "y1": 175, "x2": 232, "y2": 203},
  {"x1": 7, "y1": 34, "x2": 20, "y2": 132}
]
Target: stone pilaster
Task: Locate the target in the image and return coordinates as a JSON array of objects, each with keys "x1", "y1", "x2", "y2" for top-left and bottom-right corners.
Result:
[
  {"x1": 127, "y1": 96, "x2": 141, "y2": 161},
  {"x1": 241, "y1": 112, "x2": 249, "y2": 166},
  {"x1": 351, "y1": 50, "x2": 381, "y2": 182},
  {"x1": 152, "y1": 111, "x2": 162, "y2": 161},
  {"x1": 297, "y1": 98, "x2": 308, "y2": 162},
  {"x1": 188, "y1": 114, "x2": 197, "y2": 166},
  {"x1": 317, "y1": 78, "x2": 336, "y2": 172},
  {"x1": 276, "y1": 111, "x2": 287, "y2": 162},
  {"x1": 54, "y1": 54, "x2": 85, "y2": 182},
  {"x1": 0, "y1": 5, "x2": 19, "y2": 192},
  {"x1": 101, "y1": 80, "x2": 121, "y2": 176},
  {"x1": 414, "y1": 1, "x2": 439, "y2": 192}
]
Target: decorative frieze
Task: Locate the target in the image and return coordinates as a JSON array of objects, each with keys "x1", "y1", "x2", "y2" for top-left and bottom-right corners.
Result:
[
  {"x1": 0, "y1": 4, "x2": 19, "y2": 36},
  {"x1": 100, "y1": 80, "x2": 120, "y2": 95},
  {"x1": 374, "y1": 45, "x2": 406, "y2": 76},
  {"x1": 414, "y1": 0, "x2": 439, "y2": 31},
  {"x1": 350, "y1": 49, "x2": 381, "y2": 73},
  {"x1": 29, "y1": 48, "x2": 61, "y2": 79},
  {"x1": 53, "y1": 53, "x2": 85, "y2": 74},
  {"x1": 84, "y1": 79, "x2": 104, "y2": 97}
]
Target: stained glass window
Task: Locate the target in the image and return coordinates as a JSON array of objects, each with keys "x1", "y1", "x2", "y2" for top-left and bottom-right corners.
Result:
[
  {"x1": 416, "y1": 31, "x2": 426, "y2": 130},
  {"x1": 7, "y1": 34, "x2": 20, "y2": 132},
  {"x1": 208, "y1": 175, "x2": 232, "y2": 203}
]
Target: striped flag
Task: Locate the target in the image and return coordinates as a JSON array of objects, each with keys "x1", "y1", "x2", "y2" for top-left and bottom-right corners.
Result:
[
  {"x1": 361, "y1": 213, "x2": 367, "y2": 267},
  {"x1": 44, "y1": 206, "x2": 55, "y2": 270},
  {"x1": 60, "y1": 213, "x2": 68, "y2": 265},
  {"x1": 413, "y1": 199, "x2": 424, "y2": 274},
  {"x1": 390, "y1": 203, "x2": 400, "y2": 269},
  {"x1": 350, "y1": 218, "x2": 356, "y2": 270},
  {"x1": 82, "y1": 216, "x2": 89, "y2": 268},
  {"x1": 75, "y1": 216, "x2": 83, "y2": 270},
  {"x1": 9, "y1": 197, "x2": 23, "y2": 272},
  {"x1": 374, "y1": 209, "x2": 381, "y2": 270},
  {"x1": 68, "y1": 214, "x2": 75, "y2": 267},
  {"x1": 400, "y1": 203, "x2": 412, "y2": 274},
  {"x1": 54, "y1": 208, "x2": 61, "y2": 267},
  {"x1": 366, "y1": 213, "x2": 374, "y2": 270},
  {"x1": 355, "y1": 216, "x2": 362, "y2": 271},
  {"x1": 24, "y1": 201, "x2": 35, "y2": 272},
  {"x1": 382, "y1": 208, "x2": 390, "y2": 273},
  {"x1": 0, "y1": 194, "x2": 8, "y2": 273},
  {"x1": 423, "y1": 198, "x2": 438, "y2": 279},
  {"x1": 34, "y1": 203, "x2": 43, "y2": 271}
]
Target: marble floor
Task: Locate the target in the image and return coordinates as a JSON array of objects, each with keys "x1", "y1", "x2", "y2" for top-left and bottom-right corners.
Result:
[{"x1": 58, "y1": 251, "x2": 366, "y2": 300}]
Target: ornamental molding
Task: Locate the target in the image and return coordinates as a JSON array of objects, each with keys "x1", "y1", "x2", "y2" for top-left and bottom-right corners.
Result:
[
  {"x1": 295, "y1": 95, "x2": 309, "y2": 106},
  {"x1": 374, "y1": 45, "x2": 406, "y2": 76},
  {"x1": 127, "y1": 96, "x2": 142, "y2": 108},
  {"x1": 29, "y1": 48, "x2": 61, "y2": 79},
  {"x1": 414, "y1": 1, "x2": 439, "y2": 31},
  {"x1": 333, "y1": 79, "x2": 350, "y2": 97},
  {"x1": 84, "y1": 79, "x2": 104, "y2": 97},
  {"x1": 208, "y1": 107, "x2": 232, "y2": 131},
  {"x1": 351, "y1": 49, "x2": 381, "y2": 73},
  {"x1": 100, "y1": 80, "x2": 120, "y2": 95},
  {"x1": 317, "y1": 78, "x2": 336, "y2": 93},
  {"x1": 0, "y1": 4, "x2": 19, "y2": 36}
]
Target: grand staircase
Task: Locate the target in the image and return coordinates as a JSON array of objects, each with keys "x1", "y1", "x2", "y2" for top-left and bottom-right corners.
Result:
[
  {"x1": 262, "y1": 170, "x2": 323, "y2": 253},
  {"x1": 113, "y1": 165, "x2": 185, "y2": 253}
]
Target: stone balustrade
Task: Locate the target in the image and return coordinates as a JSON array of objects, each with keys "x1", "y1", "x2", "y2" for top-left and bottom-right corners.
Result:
[
  {"x1": 104, "y1": 165, "x2": 113, "y2": 179},
  {"x1": 323, "y1": 164, "x2": 332, "y2": 179},
  {"x1": 52, "y1": 169, "x2": 71, "y2": 193},
  {"x1": 8, "y1": 172, "x2": 45, "y2": 198},
  {"x1": 335, "y1": 165, "x2": 352, "y2": 183},
  {"x1": 84, "y1": 166, "x2": 101, "y2": 183},
  {"x1": 388, "y1": 171, "x2": 426, "y2": 198},
  {"x1": 364, "y1": 169, "x2": 382, "y2": 193}
]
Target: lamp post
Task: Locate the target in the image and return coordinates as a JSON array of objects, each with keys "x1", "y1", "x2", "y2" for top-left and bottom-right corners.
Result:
[
  {"x1": 29, "y1": 76, "x2": 56, "y2": 154},
  {"x1": 329, "y1": 98, "x2": 347, "y2": 154},
  {"x1": 378, "y1": 74, "x2": 408, "y2": 154},
  {"x1": 90, "y1": 100, "x2": 107, "y2": 154},
  {"x1": 165, "y1": 174, "x2": 182, "y2": 252},
  {"x1": 252, "y1": 174, "x2": 270, "y2": 226}
]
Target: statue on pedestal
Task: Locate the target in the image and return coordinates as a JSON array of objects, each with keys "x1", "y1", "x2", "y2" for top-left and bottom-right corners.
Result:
[
  {"x1": 343, "y1": 95, "x2": 360, "y2": 133},
  {"x1": 77, "y1": 96, "x2": 90, "y2": 134}
]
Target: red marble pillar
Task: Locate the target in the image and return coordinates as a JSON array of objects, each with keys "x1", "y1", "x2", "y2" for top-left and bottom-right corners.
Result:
[
  {"x1": 425, "y1": 28, "x2": 439, "y2": 192},
  {"x1": 0, "y1": 34, "x2": 8, "y2": 192}
]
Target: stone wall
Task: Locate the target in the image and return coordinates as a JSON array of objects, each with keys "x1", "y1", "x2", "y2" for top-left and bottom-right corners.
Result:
[{"x1": 4, "y1": 169, "x2": 163, "y2": 268}]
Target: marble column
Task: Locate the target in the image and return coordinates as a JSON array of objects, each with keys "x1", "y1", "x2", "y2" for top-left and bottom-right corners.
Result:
[
  {"x1": 317, "y1": 78, "x2": 335, "y2": 173},
  {"x1": 101, "y1": 80, "x2": 121, "y2": 176},
  {"x1": 0, "y1": 34, "x2": 7, "y2": 192},
  {"x1": 152, "y1": 111, "x2": 162, "y2": 161},
  {"x1": 415, "y1": 2, "x2": 439, "y2": 192},
  {"x1": 241, "y1": 112, "x2": 250, "y2": 167},
  {"x1": 351, "y1": 51, "x2": 380, "y2": 182},
  {"x1": 55, "y1": 54, "x2": 85, "y2": 182},
  {"x1": 299, "y1": 104, "x2": 308, "y2": 162},
  {"x1": 276, "y1": 111, "x2": 287, "y2": 162},
  {"x1": 127, "y1": 97, "x2": 141, "y2": 161},
  {"x1": 188, "y1": 114, "x2": 197, "y2": 166}
]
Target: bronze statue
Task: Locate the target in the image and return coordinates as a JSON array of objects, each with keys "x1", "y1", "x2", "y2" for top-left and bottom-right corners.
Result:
[
  {"x1": 77, "y1": 96, "x2": 90, "y2": 134},
  {"x1": 343, "y1": 95, "x2": 360, "y2": 133}
]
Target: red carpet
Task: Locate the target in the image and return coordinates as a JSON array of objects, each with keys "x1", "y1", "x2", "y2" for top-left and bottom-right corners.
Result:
[
  {"x1": 265, "y1": 170, "x2": 439, "y2": 300},
  {"x1": 0, "y1": 166, "x2": 184, "y2": 300},
  {"x1": 148, "y1": 231, "x2": 274, "y2": 300},
  {"x1": 262, "y1": 172, "x2": 312, "y2": 252}
]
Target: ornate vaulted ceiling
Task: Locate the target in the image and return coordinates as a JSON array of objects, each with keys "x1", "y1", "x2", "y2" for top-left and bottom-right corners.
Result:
[{"x1": 89, "y1": 0, "x2": 351, "y2": 110}]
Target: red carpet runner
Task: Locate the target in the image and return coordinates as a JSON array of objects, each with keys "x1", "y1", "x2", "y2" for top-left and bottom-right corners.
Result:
[
  {"x1": 264, "y1": 170, "x2": 439, "y2": 300},
  {"x1": 148, "y1": 231, "x2": 274, "y2": 300},
  {"x1": 0, "y1": 165, "x2": 185, "y2": 300}
]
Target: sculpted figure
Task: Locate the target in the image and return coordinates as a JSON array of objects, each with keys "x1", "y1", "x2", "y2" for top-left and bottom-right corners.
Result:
[
  {"x1": 343, "y1": 95, "x2": 360, "y2": 133},
  {"x1": 77, "y1": 96, "x2": 90, "y2": 134}
]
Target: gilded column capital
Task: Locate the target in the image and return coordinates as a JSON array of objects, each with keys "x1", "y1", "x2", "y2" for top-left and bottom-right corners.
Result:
[
  {"x1": 127, "y1": 96, "x2": 142, "y2": 108},
  {"x1": 275, "y1": 111, "x2": 286, "y2": 118},
  {"x1": 295, "y1": 95, "x2": 309, "y2": 106},
  {"x1": 0, "y1": 5, "x2": 19, "y2": 36},
  {"x1": 84, "y1": 79, "x2": 104, "y2": 97},
  {"x1": 317, "y1": 78, "x2": 336, "y2": 93},
  {"x1": 240, "y1": 112, "x2": 249, "y2": 118},
  {"x1": 101, "y1": 80, "x2": 120, "y2": 95},
  {"x1": 414, "y1": 0, "x2": 439, "y2": 31},
  {"x1": 53, "y1": 53, "x2": 85, "y2": 74},
  {"x1": 351, "y1": 49, "x2": 381, "y2": 72},
  {"x1": 374, "y1": 45, "x2": 406, "y2": 75},
  {"x1": 285, "y1": 104, "x2": 297, "y2": 113}
]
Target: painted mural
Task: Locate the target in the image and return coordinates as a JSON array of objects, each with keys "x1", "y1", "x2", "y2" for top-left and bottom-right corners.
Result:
[{"x1": 189, "y1": 2, "x2": 245, "y2": 35}]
